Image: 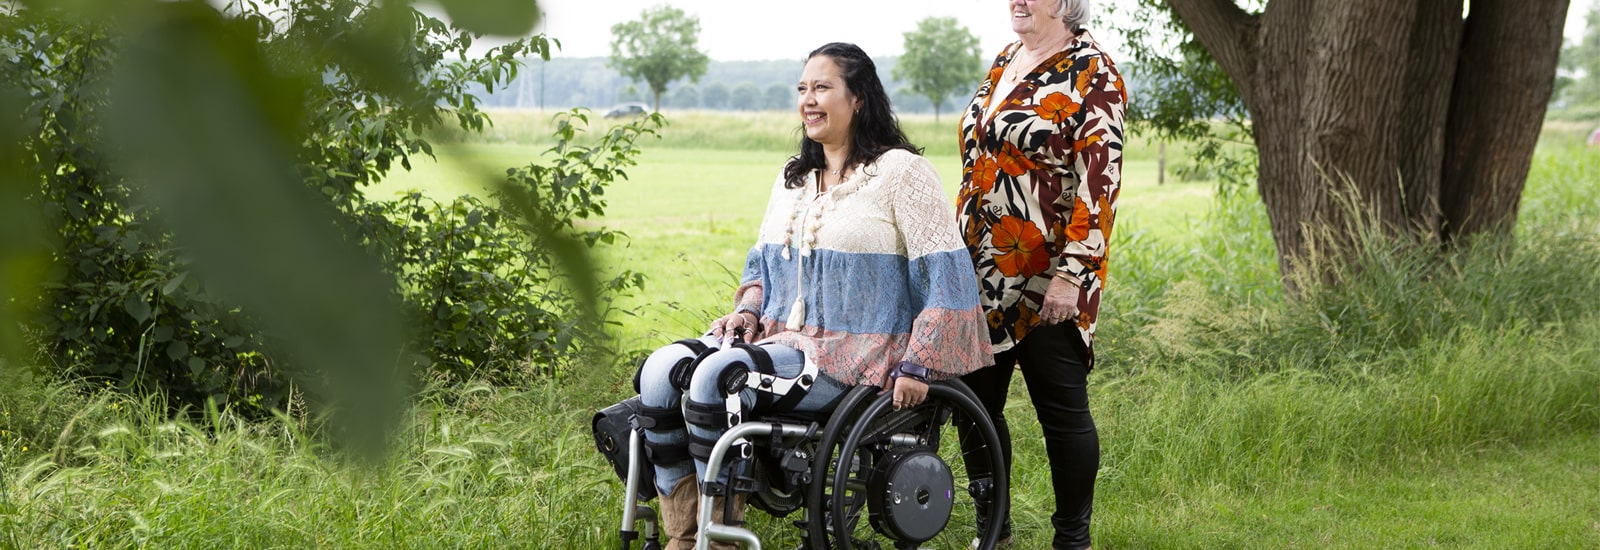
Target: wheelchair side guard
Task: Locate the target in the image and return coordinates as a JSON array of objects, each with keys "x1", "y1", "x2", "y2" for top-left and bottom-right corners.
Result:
[{"x1": 593, "y1": 397, "x2": 660, "y2": 502}]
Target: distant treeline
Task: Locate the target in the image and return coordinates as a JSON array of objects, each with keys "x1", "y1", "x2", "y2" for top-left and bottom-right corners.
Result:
[{"x1": 476, "y1": 56, "x2": 982, "y2": 113}]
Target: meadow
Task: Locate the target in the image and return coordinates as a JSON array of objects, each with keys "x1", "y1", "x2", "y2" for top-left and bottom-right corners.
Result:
[{"x1": 2, "y1": 110, "x2": 1597, "y2": 549}]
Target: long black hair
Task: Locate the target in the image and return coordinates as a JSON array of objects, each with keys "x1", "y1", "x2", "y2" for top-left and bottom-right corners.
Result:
[{"x1": 782, "y1": 42, "x2": 921, "y2": 189}]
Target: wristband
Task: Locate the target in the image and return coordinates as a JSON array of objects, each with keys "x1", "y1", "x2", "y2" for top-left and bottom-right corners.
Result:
[{"x1": 889, "y1": 361, "x2": 930, "y2": 384}]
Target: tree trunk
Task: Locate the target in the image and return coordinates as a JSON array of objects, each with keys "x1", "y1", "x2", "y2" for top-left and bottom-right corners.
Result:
[
  {"x1": 1168, "y1": 0, "x2": 1571, "y2": 287},
  {"x1": 1158, "y1": 141, "x2": 1166, "y2": 185},
  {"x1": 1441, "y1": 0, "x2": 1571, "y2": 242}
]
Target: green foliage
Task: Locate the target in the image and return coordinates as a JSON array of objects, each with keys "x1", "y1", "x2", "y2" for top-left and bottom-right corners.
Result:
[
  {"x1": 0, "y1": 0, "x2": 643, "y2": 438},
  {"x1": 607, "y1": 4, "x2": 710, "y2": 112},
  {"x1": 1105, "y1": 1, "x2": 1252, "y2": 160},
  {"x1": 1557, "y1": 3, "x2": 1600, "y2": 108},
  {"x1": 892, "y1": 17, "x2": 984, "y2": 122},
  {"x1": 364, "y1": 111, "x2": 660, "y2": 384}
]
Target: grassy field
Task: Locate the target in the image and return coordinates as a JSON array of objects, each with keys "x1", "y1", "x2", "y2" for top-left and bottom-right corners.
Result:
[
  {"x1": 376, "y1": 109, "x2": 1219, "y2": 352},
  {"x1": 4, "y1": 110, "x2": 1598, "y2": 548}
]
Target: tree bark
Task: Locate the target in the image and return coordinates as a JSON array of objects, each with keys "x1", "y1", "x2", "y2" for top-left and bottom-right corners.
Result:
[
  {"x1": 1441, "y1": 0, "x2": 1571, "y2": 242},
  {"x1": 1166, "y1": 0, "x2": 1571, "y2": 286}
]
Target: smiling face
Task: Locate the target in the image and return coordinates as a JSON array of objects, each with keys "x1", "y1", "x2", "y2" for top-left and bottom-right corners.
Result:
[
  {"x1": 797, "y1": 55, "x2": 861, "y2": 149},
  {"x1": 1009, "y1": 0, "x2": 1064, "y2": 37}
]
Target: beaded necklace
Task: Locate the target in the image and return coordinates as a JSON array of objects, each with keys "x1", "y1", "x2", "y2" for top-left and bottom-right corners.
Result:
[{"x1": 781, "y1": 166, "x2": 857, "y2": 330}]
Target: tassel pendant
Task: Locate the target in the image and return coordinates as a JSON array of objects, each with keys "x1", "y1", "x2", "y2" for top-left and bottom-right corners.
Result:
[{"x1": 786, "y1": 297, "x2": 805, "y2": 331}]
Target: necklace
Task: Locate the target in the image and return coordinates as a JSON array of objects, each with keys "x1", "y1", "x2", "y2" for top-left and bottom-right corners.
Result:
[{"x1": 1007, "y1": 34, "x2": 1073, "y2": 84}]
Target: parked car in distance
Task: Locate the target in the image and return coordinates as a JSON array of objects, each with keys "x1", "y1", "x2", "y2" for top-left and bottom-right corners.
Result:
[{"x1": 603, "y1": 102, "x2": 649, "y2": 118}]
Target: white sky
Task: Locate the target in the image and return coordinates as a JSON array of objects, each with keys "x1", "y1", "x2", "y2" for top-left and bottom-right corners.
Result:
[
  {"x1": 528, "y1": 0, "x2": 1131, "y2": 61},
  {"x1": 523, "y1": 0, "x2": 1598, "y2": 62}
]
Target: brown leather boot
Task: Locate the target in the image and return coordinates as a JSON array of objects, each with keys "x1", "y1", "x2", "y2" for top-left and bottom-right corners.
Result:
[
  {"x1": 704, "y1": 492, "x2": 747, "y2": 550},
  {"x1": 660, "y1": 476, "x2": 700, "y2": 550}
]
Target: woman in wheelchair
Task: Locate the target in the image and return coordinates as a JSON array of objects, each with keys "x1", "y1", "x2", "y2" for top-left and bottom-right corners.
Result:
[{"x1": 632, "y1": 42, "x2": 993, "y2": 549}]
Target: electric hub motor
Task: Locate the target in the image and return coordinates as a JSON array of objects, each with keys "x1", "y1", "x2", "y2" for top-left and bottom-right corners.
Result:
[{"x1": 867, "y1": 446, "x2": 954, "y2": 543}]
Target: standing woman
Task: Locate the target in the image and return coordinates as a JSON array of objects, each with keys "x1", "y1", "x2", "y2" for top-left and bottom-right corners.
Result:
[{"x1": 956, "y1": 0, "x2": 1126, "y2": 549}]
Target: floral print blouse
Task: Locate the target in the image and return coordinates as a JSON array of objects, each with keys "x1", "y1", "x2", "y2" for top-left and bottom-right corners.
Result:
[{"x1": 957, "y1": 35, "x2": 1126, "y2": 365}]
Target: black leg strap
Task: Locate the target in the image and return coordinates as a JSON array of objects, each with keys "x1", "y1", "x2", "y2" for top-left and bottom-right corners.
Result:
[
  {"x1": 684, "y1": 399, "x2": 732, "y2": 428},
  {"x1": 631, "y1": 403, "x2": 684, "y2": 431},
  {"x1": 674, "y1": 338, "x2": 711, "y2": 356},
  {"x1": 643, "y1": 438, "x2": 691, "y2": 465},
  {"x1": 686, "y1": 432, "x2": 721, "y2": 462}
]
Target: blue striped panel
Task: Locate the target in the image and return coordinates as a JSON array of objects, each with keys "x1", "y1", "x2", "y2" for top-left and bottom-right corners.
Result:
[{"x1": 741, "y1": 244, "x2": 980, "y2": 335}]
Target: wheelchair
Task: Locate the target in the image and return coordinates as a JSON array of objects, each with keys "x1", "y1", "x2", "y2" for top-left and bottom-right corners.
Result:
[{"x1": 594, "y1": 376, "x2": 1010, "y2": 550}]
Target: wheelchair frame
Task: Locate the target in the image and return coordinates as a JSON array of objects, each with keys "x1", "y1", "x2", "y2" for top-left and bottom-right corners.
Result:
[{"x1": 612, "y1": 379, "x2": 1009, "y2": 550}]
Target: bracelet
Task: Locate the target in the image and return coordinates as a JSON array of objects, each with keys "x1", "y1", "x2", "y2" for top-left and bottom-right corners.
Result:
[
  {"x1": 1053, "y1": 269, "x2": 1087, "y2": 288},
  {"x1": 889, "y1": 361, "x2": 930, "y2": 384},
  {"x1": 738, "y1": 311, "x2": 762, "y2": 335}
]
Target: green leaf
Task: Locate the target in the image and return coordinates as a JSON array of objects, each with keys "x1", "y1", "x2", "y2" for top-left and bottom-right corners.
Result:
[
  {"x1": 432, "y1": 0, "x2": 542, "y2": 36},
  {"x1": 107, "y1": 2, "x2": 409, "y2": 459},
  {"x1": 124, "y1": 293, "x2": 152, "y2": 323},
  {"x1": 161, "y1": 272, "x2": 188, "y2": 296},
  {"x1": 166, "y1": 340, "x2": 188, "y2": 361},
  {"x1": 188, "y1": 357, "x2": 206, "y2": 376},
  {"x1": 151, "y1": 325, "x2": 173, "y2": 343}
]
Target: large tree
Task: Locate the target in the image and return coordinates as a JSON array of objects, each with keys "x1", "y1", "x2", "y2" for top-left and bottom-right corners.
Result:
[
  {"x1": 608, "y1": 4, "x2": 709, "y2": 112},
  {"x1": 1131, "y1": 0, "x2": 1572, "y2": 284},
  {"x1": 893, "y1": 17, "x2": 984, "y2": 123}
]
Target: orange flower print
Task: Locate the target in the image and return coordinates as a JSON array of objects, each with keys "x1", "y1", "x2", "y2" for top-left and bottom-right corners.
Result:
[
  {"x1": 971, "y1": 155, "x2": 999, "y2": 194},
  {"x1": 1035, "y1": 92, "x2": 1081, "y2": 124},
  {"x1": 991, "y1": 216, "x2": 1051, "y2": 278},
  {"x1": 996, "y1": 142, "x2": 1036, "y2": 177},
  {"x1": 987, "y1": 64, "x2": 1006, "y2": 86},
  {"x1": 1066, "y1": 196, "x2": 1092, "y2": 242},
  {"x1": 986, "y1": 308, "x2": 1005, "y2": 330},
  {"x1": 1096, "y1": 194, "x2": 1115, "y2": 239},
  {"x1": 1076, "y1": 56, "x2": 1100, "y2": 95},
  {"x1": 1015, "y1": 304, "x2": 1040, "y2": 341},
  {"x1": 1074, "y1": 135, "x2": 1102, "y2": 153}
]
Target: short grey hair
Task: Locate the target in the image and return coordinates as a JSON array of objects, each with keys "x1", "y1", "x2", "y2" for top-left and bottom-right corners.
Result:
[{"x1": 1055, "y1": 0, "x2": 1093, "y2": 29}]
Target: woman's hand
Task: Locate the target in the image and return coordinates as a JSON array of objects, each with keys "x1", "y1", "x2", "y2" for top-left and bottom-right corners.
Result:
[
  {"x1": 709, "y1": 311, "x2": 759, "y2": 342},
  {"x1": 1039, "y1": 274, "x2": 1081, "y2": 326},
  {"x1": 882, "y1": 375, "x2": 929, "y2": 410}
]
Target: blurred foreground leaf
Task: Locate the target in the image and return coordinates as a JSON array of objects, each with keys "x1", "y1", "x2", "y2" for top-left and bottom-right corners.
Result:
[
  {"x1": 105, "y1": 2, "x2": 408, "y2": 458},
  {"x1": 430, "y1": 0, "x2": 541, "y2": 37},
  {"x1": 0, "y1": 78, "x2": 55, "y2": 363}
]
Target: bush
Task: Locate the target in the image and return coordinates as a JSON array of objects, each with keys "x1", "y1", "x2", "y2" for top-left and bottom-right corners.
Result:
[{"x1": 3, "y1": 2, "x2": 643, "y2": 418}]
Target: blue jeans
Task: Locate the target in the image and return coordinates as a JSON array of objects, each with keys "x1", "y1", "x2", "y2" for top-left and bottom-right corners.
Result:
[{"x1": 637, "y1": 336, "x2": 850, "y2": 495}]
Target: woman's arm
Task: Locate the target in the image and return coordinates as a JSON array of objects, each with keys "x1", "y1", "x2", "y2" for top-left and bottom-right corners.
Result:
[
  {"x1": 890, "y1": 153, "x2": 992, "y2": 378},
  {"x1": 1055, "y1": 53, "x2": 1126, "y2": 289}
]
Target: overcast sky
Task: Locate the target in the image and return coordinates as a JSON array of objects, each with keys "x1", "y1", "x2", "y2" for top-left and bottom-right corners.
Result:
[
  {"x1": 528, "y1": 0, "x2": 1135, "y2": 62},
  {"x1": 522, "y1": 0, "x2": 1598, "y2": 63}
]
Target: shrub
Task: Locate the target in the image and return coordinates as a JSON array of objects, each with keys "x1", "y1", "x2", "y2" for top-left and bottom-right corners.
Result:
[{"x1": 3, "y1": 1, "x2": 642, "y2": 418}]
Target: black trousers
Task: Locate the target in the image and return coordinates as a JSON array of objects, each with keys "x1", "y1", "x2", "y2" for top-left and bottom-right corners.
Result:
[{"x1": 960, "y1": 322, "x2": 1098, "y2": 550}]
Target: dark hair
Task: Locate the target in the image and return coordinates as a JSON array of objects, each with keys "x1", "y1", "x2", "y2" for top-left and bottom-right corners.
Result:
[{"x1": 782, "y1": 42, "x2": 921, "y2": 189}]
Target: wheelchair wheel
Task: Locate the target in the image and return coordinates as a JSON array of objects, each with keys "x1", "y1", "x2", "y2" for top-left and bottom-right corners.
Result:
[
  {"x1": 805, "y1": 381, "x2": 1008, "y2": 550},
  {"x1": 802, "y1": 385, "x2": 878, "y2": 547}
]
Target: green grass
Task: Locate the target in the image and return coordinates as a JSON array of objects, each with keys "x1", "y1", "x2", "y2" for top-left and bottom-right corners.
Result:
[
  {"x1": 381, "y1": 109, "x2": 1216, "y2": 352},
  {"x1": 5, "y1": 111, "x2": 1600, "y2": 548}
]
